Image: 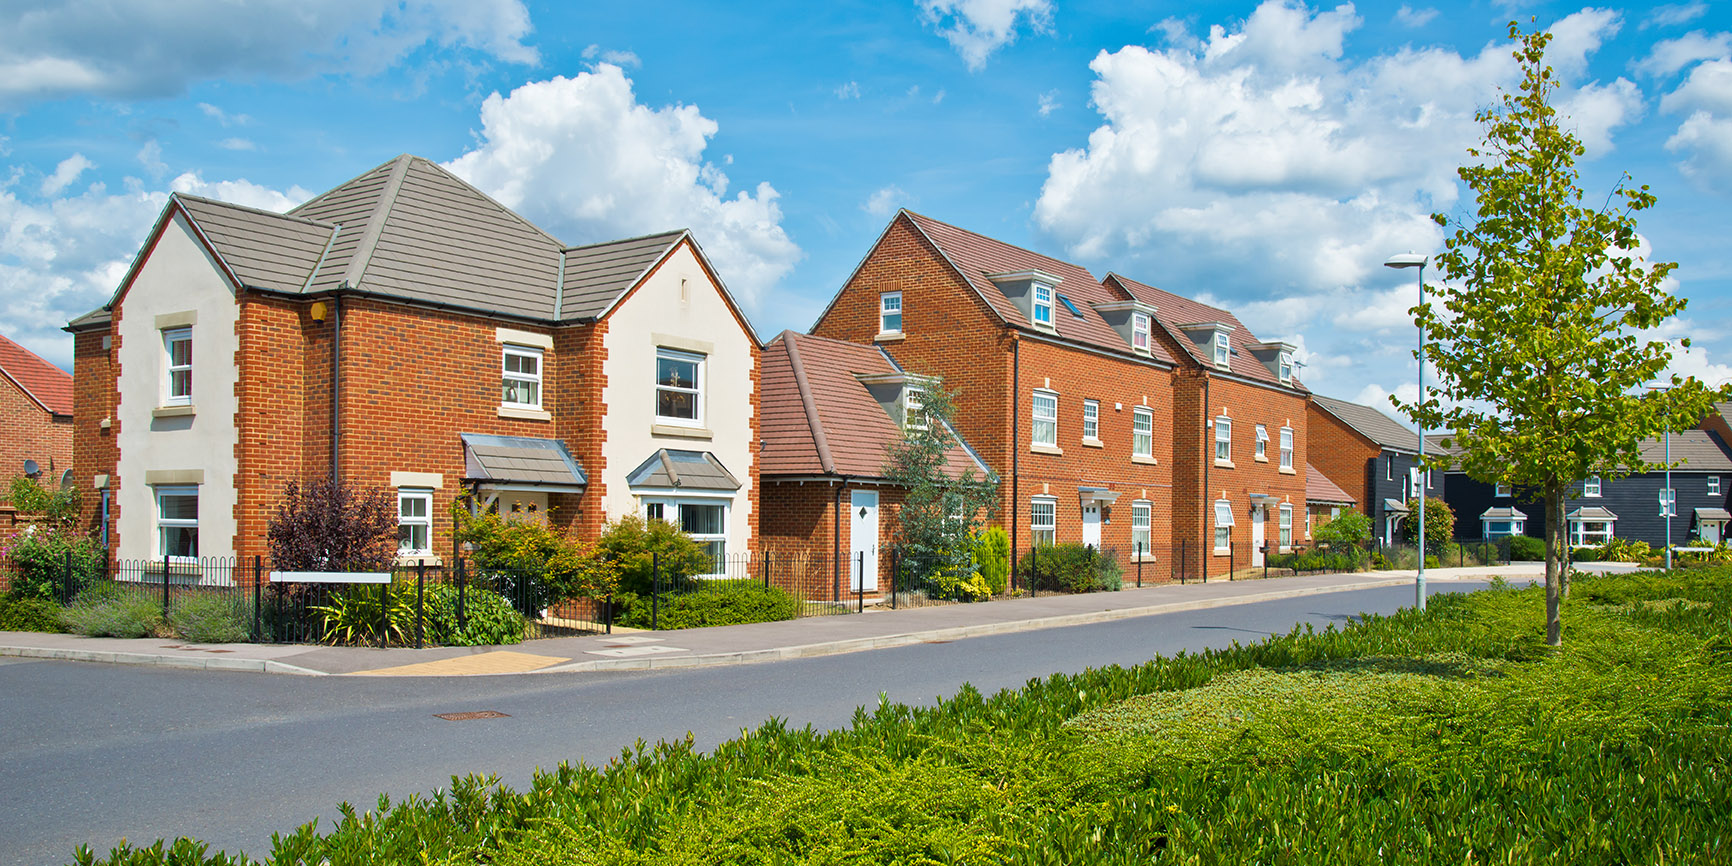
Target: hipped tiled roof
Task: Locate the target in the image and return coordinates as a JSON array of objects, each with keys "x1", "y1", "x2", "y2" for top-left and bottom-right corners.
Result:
[
  {"x1": 760, "y1": 330, "x2": 986, "y2": 480},
  {"x1": 1104, "y1": 272, "x2": 1302, "y2": 392},
  {"x1": 77, "y1": 155, "x2": 698, "y2": 328},
  {"x1": 0, "y1": 332, "x2": 72, "y2": 416},
  {"x1": 898, "y1": 212, "x2": 1175, "y2": 364}
]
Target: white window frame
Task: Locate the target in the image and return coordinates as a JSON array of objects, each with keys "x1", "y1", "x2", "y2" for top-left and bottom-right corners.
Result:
[
  {"x1": 1660, "y1": 488, "x2": 1677, "y2": 517},
  {"x1": 1030, "y1": 497, "x2": 1057, "y2": 547},
  {"x1": 1254, "y1": 424, "x2": 1268, "y2": 460},
  {"x1": 1131, "y1": 500, "x2": 1152, "y2": 556},
  {"x1": 163, "y1": 327, "x2": 192, "y2": 406},
  {"x1": 879, "y1": 291, "x2": 903, "y2": 334},
  {"x1": 1215, "y1": 416, "x2": 1231, "y2": 463},
  {"x1": 1709, "y1": 476, "x2": 1721, "y2": 496},
  {"x1": 643, "y1": 497, "x2": 730, "y2": 574},
  {"x1": 1213, "y1": 331, "x2": 1230, "y2": 368},
  {"x1": 903, "y1": 384, "x2": 927, "y2": 431},
  {"x1": 1082, "y1": 399, "x2": 1099, "y2": 441},
  {"x1": 1032, "y1": 390, "x2": 1058, "y2": 448},
  {"x1": 1583, "y1": 475, "x2": 1601, "y2": 497},
  {"x1": 1279, "y1": 504, "x2": 1293, "y2": 551},
  {"x1": 1279, "y1": 426, "x2": 1294, "y2": 470},
  {"x1": 1495, "y1": 482, "x2": 1511, "y2": 497},
  {"x1": 501, "y1": 344, "x2": 543, "y2": 410},
  {"x1": 1278, "y1": 352, "x2": 1293, "y2": 383},
  {"x1": 1214, "y1": 499, "x2": 1235, "y2": 552},
  {"x1": 1133, "y1": 407, "x2": 1153, "y2": 458},
  {"x1": 1571, "y1": 519, "x2": 1614, "y2": 547},
  {"x1": 155, "y1": 485, "x2": 198, "y2": 562},
  {"x1": 1131, "y1": 312, "x2": 1151, "y2": 352},
  {"x1": 1032, "y1": 284, "x2": 1054, "y2": 328},
  {"x1": 1483, "y1": 518, "x2": 1525, "y2": 539},
  {"x1": 397, "y1": 489, "x2": 434, "y2": 557},
  {"x1": 655, "y1": 347, "x2": 705, "y2": 427}
]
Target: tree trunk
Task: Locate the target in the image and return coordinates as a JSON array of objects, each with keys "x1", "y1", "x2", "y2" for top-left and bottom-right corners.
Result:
[{"x1": 1543, "y1": 483, "x2": 1564, "y2": 646}]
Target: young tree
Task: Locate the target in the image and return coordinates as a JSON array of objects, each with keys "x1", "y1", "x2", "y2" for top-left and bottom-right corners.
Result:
[
  {"x1": 267, "y1": 478, "x2": 398, "y2": 571},
  {"x1": 1400, "y1": 497, "x2": 1455, "y2": 551},
  {"x1": 882, "y1": 380, "x2": 1000, "y2": 599},
  {"x1": 1399, "y1": 23, "x2": 1729, "y2": 645}
]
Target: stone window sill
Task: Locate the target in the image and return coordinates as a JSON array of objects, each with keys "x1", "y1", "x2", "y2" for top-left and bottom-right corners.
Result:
[
  {"x1": 875, "y1": 332, "x2": 905, "y2": 342},
  {"x1": 1279, "y1": 466, "x2": 1297, "y2": 475},
  {"x1": 1254, "y1": 455, "x2": 1269, "y2": 463},
  {"x1": 498, "y1": 405, "x2": 552, "y2": 421},
  {"x1": 1215, "y1": 459, "x2": 1236, "y2": 469},
  {"x1": 152, "y1": 405, "x2": 196, "y2": 419},
  {"x1": 1131, "y1": 454, "x2": 1157, "y2": 465},
  {"x1": 653, "y1": 423, "x2": 713, "y2": 440},
  {"x1": 1030, "y1": 443, "x2": 1063, "y2": 456},
  {"x1": 1081, "y1": 437, "x2": 1104, "y2": 448}
]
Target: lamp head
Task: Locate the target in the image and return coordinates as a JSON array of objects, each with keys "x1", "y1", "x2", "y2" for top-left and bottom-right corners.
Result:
[{"x1": 1385, "y1": 253, "x2": 1428, "y2": 269}]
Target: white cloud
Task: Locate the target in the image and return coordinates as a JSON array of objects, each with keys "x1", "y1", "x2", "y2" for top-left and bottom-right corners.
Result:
[
  {"x1": 1037, "y1": 89, "x2": 1060, "y2": 116},
  {"x1": 1033, "y1": 1, "x2": 1639, "y2": 413},
  {"x1": 197, "y1": 102, "x2": 251, "y2": 126},
  {"x1": 1394, "y1": 6, "x2": 1438, "y2": 28},
  {"x1": 581, "y1": 44, "x2": 641, "y2": 68},
  {"x1": 217, "y1": 137, "x2": 258, "y2": 152},
  {"x1": 443, "y1": 64, "x2": 801, "y2": 309},
  {"x1": 835, "y1": 81, "x2": 861, "y2": 99},
  {"x1": 1544, "y1": 7, "x2": 1621, "y2": 79},
  {"x1": 136, "y1": 141, "x2": 166, "y2": 178},
  {"x1": 0, "y1": 0, "x2": 537, "y2": 107},
  {"x1": 40, "y1": 153, "x2": 93, "y2": 196},
  {"x1": 1661, "y1": 57, "x2": 1732, "y2": 191},
  {"x1": 863, "y1": 185, "x2": 906, "y2": 217},
  {"x1": 169, "y1": 174, "x2": 312, "y2": 212},
  {"x1": 918, "y1": 0, "x2": 1053, "y2": 71},
  {"x1": 1636, "y1": 31, "x2": 1730, "y2": 78},
  {"x1": 1643, "y1": 2, "x2": 1708, "y2": 30},
  {"x1": 932, "y1": 88, "x2": 946, "y2": 104}
]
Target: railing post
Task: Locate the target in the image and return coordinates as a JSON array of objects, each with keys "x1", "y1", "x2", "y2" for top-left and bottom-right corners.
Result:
[
  {"x1": 415, "y1": 561, "x2": 425, "y2": 650},
  {"x1": 891, "y1": 548, "x2": 899, "y2": 610},
  {"x1": 1136, "y1": 542, "x2": 1143, "y2": 588},
  {"x1": 1229, "y1": 539, "x2": 1235, "y2": 581},
  {"x1": 856, "y1": 551, "x2": 864, "y2": 613},
  {"x1": 652, "y1": 551, "x2": 660, "y2": 631},
  {"x1": 162, "y1": 554, "x2": 171, "y2": 621},
  {"x1": 605, "y1": 592, "x2": 613, "y2": 634},
  {"x1": 456, "y1": 558, "x2": 467, "y2": 631},
  {"x1": 762, "y1": 551, "x2": 770, "y2": 590},
  {"x1": 62, "y1": 549, "x2": 72, "y2": 604},
  {"x1": 253, "y1": 555, "x2": 262, "y2": 642},
  {"x1": 1030, "y1": 544, "x2": 1038, "y2": 597},
  {"x1": 379, "y1": 579, "x2": 390, "y2": 649}
]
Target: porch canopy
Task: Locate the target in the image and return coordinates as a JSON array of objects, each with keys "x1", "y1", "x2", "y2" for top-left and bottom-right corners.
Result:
[
  {"x1": 461, "y1": 433, "x2": 587, "y2": 494},
  {"x1": 626, "y1": 449, "x2": 741, "y2": 491},
  {"x1": 1383, "y1": 498, "x2": 1410, "y2": 514},
  {"x1": 1078, "y1": 486, "x2": 1119, "y2": 507},
  {"x1": 1565, "y1": 506, "x2": 1619, "y2": 523}
]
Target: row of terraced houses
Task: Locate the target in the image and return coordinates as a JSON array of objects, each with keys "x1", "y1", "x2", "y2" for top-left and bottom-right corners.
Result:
[{"x1": 52, "y1": 155, "x2": 1732, "y2": 595}]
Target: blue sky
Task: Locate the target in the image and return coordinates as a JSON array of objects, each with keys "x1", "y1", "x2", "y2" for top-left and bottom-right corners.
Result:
[{"x1": 4, "y1": 0, "x2": 1730, "y2": 414}]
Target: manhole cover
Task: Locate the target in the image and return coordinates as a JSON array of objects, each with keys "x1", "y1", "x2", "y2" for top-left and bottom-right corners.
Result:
[{"x1": 433, "y1": 710, "x2": 511, "y2": 722}]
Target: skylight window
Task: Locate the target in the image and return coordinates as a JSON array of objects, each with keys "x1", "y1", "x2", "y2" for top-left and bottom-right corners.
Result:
[{"x1": 1059, "y1": 294, "x2": 1083, "y2": 318}]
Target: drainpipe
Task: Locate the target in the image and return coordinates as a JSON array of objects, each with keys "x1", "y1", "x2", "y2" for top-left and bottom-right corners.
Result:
[
  {"x1": 1010, "y1": 332, "x2": 1020, "y2": 591},
  {"x1": 330, "y1": 294, "x2": 342, "y2": 482}
]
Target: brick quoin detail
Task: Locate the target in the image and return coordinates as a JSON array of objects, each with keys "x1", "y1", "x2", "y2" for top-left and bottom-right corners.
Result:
[{"x1": 72, "y1": 316, "x2": 120, "y2": 544}]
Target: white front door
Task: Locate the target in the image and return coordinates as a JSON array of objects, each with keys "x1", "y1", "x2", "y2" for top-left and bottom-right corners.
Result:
[
  {"x1": 850, "y1": 490, "x2": 878, "y2": 591},
  {"x1": 1081, "y1": 504, "x2": 1101, "y2": 549},
  {"x1": 1704, "y1": 521, "x2": 1724, "y2": 544},
  {"x1": 1250, "y1": 505, "x2": 1266, "y2": 567}
]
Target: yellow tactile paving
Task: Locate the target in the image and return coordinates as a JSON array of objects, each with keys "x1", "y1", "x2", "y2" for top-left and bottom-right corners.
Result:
[{"x1": 349, "y1": 650, "x2": 571, "y2": 677}]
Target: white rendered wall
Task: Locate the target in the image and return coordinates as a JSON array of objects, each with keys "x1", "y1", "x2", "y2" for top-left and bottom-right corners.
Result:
[
  {"x1": 600, "y1": 242, "x2": 756, "y2": 558},
  {"x1": 114, "y1": 213, "x2": 241, "y2": 562}
]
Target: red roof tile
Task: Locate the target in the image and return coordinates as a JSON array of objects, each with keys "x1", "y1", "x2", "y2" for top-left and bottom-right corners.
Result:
[
  {"x1": 760, "y1": 330, "x2": 985, "y2": 480},
  {"x1": 1305, "y1": 463, "x2": 1356, "y2": 505},
  {"x1": 0, "y1": 333, "x2": 72, "y2": 416},
  {"x1": 901, "y1": 212, "x2": 1175, "y2": 364},
  {"x1": 1104, "y1": 273, "x2": 1304, "y2": 392}
]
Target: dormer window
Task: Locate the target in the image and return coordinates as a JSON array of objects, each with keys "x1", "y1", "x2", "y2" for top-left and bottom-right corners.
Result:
[
  {"x1": 904, "y1": 384, "x2": 927, "y2": 431},
  {"x1": 1213, "y1": 331, "x2": 1230, "y2": 368},
  {"x1": 1032, "y1": 284, "x2": 1054, "y2": 328},
  {"x1": 1278, "y1": 352, "x2": 1293, "y2": 383},
  {"x1": 1132, "y1": 312, "x2": 1150, "y2": 352}
]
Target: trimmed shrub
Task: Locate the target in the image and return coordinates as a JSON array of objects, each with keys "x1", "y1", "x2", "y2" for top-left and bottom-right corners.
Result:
[
  {"x1": 0, "y1": 595, "x2": 66, "y2": 632},
  {"x1": 973, "y1": 527, "x2": 1011, "y2": 596},
  {"x1": 616, "y1": 580, "x2": 798, "y2": 630},
  {"x1": 1019, "y1": 544, "x2": 1123, "y2": 593},
  {"x1": 169, "y1": 593, "x2": 250, "y2": 644},
  {"x1": 1507, "y1": 535, "x2": 1546, "y2": 561}
]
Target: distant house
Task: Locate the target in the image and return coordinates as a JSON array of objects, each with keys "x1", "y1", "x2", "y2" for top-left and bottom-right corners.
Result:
[
  {"x1": 1431, "y1": 411, "x2": 1732, "y2": 547},
  {"x1": 757, "y1": 330, "x2": 989, "y2": 598},
  {"x1": 0, "y1": 332, "x2": 73, "y2": 485},
  {"x1": 68, "y1": 154, "x2": 759, "y2": 569},
  {"x1": 1307, "y1": 394, "x2": 1447, "y2": 545}
]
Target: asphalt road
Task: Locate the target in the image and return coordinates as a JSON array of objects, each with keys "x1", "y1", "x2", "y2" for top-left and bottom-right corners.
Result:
[{"x1": 1, "y1": 580, "x2": 1514, "y2": 866}]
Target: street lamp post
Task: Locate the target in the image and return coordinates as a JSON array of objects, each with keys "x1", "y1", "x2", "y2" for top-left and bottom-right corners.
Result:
[
  {"x1": 1386, "y1": 252, "x2": 1429, "y2": 611},
  {"x1": 1648, "y1": 382, "x2": 1676, "y2": 569}
]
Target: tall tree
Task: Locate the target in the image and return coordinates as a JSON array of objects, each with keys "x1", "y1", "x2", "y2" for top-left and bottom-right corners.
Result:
[
  {"x1": 883, "y1": 379, "x2": 1000, "y2": 599},
  {"x1": 1400, "y1": 23, "x2": 1729, "y2": 645}
]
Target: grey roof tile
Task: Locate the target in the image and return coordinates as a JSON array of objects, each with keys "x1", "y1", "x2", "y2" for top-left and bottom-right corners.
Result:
[
  {"x1": 461, "y1": 433, "x2": 586, "y2": 487},
  {"x1": 1312, "y1": 394, "x2": 1443, "y2": 455},
  {"x1": 625, "y1": 449, "x2": 742, "y2": 491},
  {"x1": 561, "y1": 231, "x2": 688, "y2": 320}
]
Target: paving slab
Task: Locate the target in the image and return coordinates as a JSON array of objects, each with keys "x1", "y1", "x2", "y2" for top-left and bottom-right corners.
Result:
[{"x1": 1, "y1": 564, "x2": 1546, "y2": 677}]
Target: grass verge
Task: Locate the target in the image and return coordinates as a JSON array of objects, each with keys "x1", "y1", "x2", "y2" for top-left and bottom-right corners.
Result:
[{"x1": 78, "y1": 569, "x2": 1732, "y2": 865}]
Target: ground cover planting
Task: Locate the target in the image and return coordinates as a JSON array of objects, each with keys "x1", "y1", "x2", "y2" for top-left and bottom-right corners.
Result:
[{"x1": 80, "y1": 569, "x2": 1732, "y2": 865}]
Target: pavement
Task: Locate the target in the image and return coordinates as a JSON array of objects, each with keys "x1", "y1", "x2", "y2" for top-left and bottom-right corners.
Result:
[{"x1": 0, "y1": 564, "x2": 1551, "y2": 677}]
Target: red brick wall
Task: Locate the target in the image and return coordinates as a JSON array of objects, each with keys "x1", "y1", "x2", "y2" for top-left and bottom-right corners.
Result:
[
  {"x1": 72, "y1": 321, "x2": 119, "y2": 545},
  {"x1": 0, "y1": 374, "x2": 72, "y2": 488},
  {"x1": 760, "y1": 480, "x2": 906, "y2": 599},
  {"x1": 1195, "y1": 377, "x2": 1309, "y2": 579},
  {"x1": 234, "y1": 295, "x2": 312, "y2": 564},
  {"x1": 1307, "y1": 401, "x2": 1376, "y2": 519},
  {"x1": 552, "y1": 320, "x2": 608, "y2": 538}
]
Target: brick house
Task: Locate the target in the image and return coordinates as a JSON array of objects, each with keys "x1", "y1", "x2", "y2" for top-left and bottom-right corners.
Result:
[
  {"x1": 1307, "y1": 394, "x2": 1446, "y2": 545},
  {"x1": 68, "y1": 154, "x2": 758, "y2": 573},
  {"x1": 1304, "y1": 463, "x2": 1357, "y2": 540},
  {"x1": 758, "y1": 330, "x2": 990, "y2": 597},
  {"x1": 0, "y1": 333, "x2": 75, "y2": 541},
  {"x1": 1103, "y1": 274, "x2": 1310, "y2": 576},
  {"x1": 810, "y1": 210, "x2": 1182, "y2": 583}
]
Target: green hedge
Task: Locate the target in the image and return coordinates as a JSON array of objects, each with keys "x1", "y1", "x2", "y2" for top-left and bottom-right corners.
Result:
[
  {"x1": 0, "y1": 594, "x2": 66, "y2": 632},
  {"x1": 76, "y1": 568, "x2": 1732, "y2": 865},
  {"x1": 1018, "y1": 543, "x2": 1123, "y2": 593},
  {"x1": 614, "y1": 580, "x2": 799, "y2": 630}
]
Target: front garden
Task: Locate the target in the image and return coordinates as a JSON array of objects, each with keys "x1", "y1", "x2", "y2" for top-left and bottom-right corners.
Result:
[{"x1": 76, "y1": 566, "x2": 1732, "y2": 864}]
